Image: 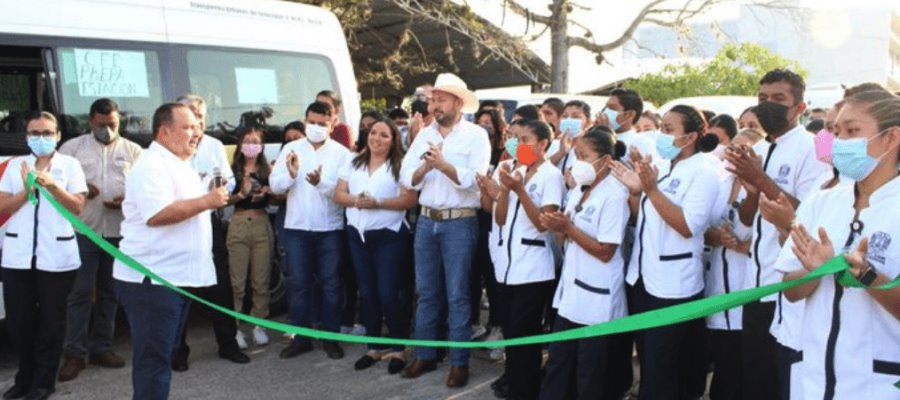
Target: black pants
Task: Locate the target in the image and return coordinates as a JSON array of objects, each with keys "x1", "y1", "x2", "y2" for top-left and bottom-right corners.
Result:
[
  {"x1": 500, "y1": 280, "x2": 552, "y2": 400},
  {"x1": 174, "y1": 215, "x2": 239, "y2": 361},
  {"x1": 709, "y1": 330, "x2": 742, "y2": 400},
  {"x1": 539, "y1": 315, "x2": 609, "y2": 400},
  {"x1": 775, "y1": 342, "x2": 801, "y2": 400},
  {"x1": 470, "y1": 211, "x2": 500, "y2": 328},
  {"x1": 340, "y1": 233, "x2": 357, "y2": 328},
  {"x1": 630, "y1": 279, "x2": 705, "y2": 400},
  {"x1": 607, "y1": 227, "x2": 636, "y2": 399},
  {"x1": 741, "y1": 301, "x2": 778, "y2": 400},
  {"x1": 2, "y1": 268, "x2": 77, "y2": 390}
]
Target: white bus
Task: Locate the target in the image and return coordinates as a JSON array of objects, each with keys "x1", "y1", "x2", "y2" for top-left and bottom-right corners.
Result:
[{"x1": 0, "y1": 0, "x2": 360, "y2": 159}]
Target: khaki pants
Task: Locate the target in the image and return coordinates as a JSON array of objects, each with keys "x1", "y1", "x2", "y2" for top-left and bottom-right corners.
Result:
[{"x1": 226, "y1": 214, "x2": 273, "y2": 322}]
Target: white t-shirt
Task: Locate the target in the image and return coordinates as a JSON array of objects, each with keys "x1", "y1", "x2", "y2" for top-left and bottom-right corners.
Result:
[
  {"x1": 493, "y1": 161, "x2": 564, "y2": 285},
  {"x1": 774, "y1": 177, "x2": 900, "y2": 399},
  {"x1": 704, "y1": 175, "x2": 750, "y2": 331},
  {"x1": 339, "y1": 157, "x2": 407, "y2": 239},
  {"x1": 190, "y1": 135, "x2": 234, "y2": 192},
  {"x1": 399, "y1": 120, "x2": 491, "y2": 209},
  {"x1": 270, "y1": 138, "x2": 351, "y2": 232},
  {"x1": 626, "y1": 153, "x2": 721, "y2": 298},
  {"x1": 114, "y1": 142, "x2": 216, "y2": 287},
  {"x1": 0, "y1": 154, "x2": 87, "y2": 272},
  {"x1": 553, "y1": 176, "x2": 630, "y2": 325}
]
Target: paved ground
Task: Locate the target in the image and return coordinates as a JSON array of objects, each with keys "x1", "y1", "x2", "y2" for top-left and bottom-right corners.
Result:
[{"x1": 0, "y1": 314, "x2": 509, "y2": 400}]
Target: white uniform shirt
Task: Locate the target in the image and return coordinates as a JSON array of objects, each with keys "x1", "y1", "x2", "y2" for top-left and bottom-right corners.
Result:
[
  {"x1": 618, "y1": 129, "x2": 669, "y2": 175},
  {"x1": 400, "y1": 120, "x2": 491, "y2": 209},
  {"x1": 0, "y1": 154, "x2": 87, "y2": 272},
  {"x1": 553, "y1": 176, "x2": 630, "y2": 325},
  {"x1": 774, "y1": 177, "x2": 900, "y2": 399},
  {"x1": 747, "y1": 124, "x2": 830, "y2": 296},
  {"x1": 493, "y1": 161, "x2": 564, "y2": 285},
  {"x1": 58, "y1": 134, "x2": 142, "y2": 238},
  {"x1": 626, "y1": 153, "x2": 721, "y2": 298},
  {"x1": 339, "y1": 158, "x2": 407, "y2": 238},
  {"x1": 270, "y1": 138, "x2": 351, "y2": 231},
  {"x1": 114, "y1": 142, "x2": 216, "y2": 287},
  {"x1": 704, "y1": 175, "x2": 750, "y2": 331},
  {"x1": 190, "y1": 135, "x2": 234, "y2": 192}
]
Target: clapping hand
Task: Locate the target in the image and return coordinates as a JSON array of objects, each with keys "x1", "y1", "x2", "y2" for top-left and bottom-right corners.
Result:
[
  {"x1": 539, "y1": 211, "x2": 571, "y2": 234},
  {"x1": 725, "y1": 144, "x2": 763, "y2": 186},
  {"x1": 422, "y1": 143, "x2": 448, "y2": 173},
  {"x1": 610, "y1": 160, "x2": 641, "y2": 195},
  {"x1": 476, "y1": 173, "x2": 501, "y2": 200},
  {"x1": 760, "y1": 192, "x2": 795, "y2": 231},
  {"x1": 635, "y1": 156, "x2": 659, "y2": 194},
  {"x1": 790, "y1": 224, "x2": 835, "y2": 272},
  {"x1": 306, "y1": 165, "x2": 323, "y2": 186},
  {"x1": 286, "y1": 151, "x2": 300, "y2": 179},
  {"x1": 498, "y1": 165, "x2": 525, "y2": 194}
]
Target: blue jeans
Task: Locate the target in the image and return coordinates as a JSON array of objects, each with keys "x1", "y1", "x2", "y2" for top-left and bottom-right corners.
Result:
[
  {"x1": 347, "y1": 226, "x2": 410, "y2": 352},
  {"x1": 283, "y1": 229, "x2": 343, "y2": 344},
  {"x1": 116, "y1": 280, "x2": 190, "y2": 400},
  {"x1": 65, "y1": 234, "x2": 119, "y2": 358},
  {"x1": 413, "y1": 215, "x2": 477, "y2": 367}
]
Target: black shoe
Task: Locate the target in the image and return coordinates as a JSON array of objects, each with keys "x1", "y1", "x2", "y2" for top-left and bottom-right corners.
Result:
[
  {"x1": 490, "y1": 373, "x2": 507, "y2": 390},
  {"x1": 171, "y1": 356, "x2": 189, "y2": 372},
  {"x1": 322, "y1": 341, "x2": 344, "y2": 360},
  {"x1": 387, "y1": 358, "x2": 406, "y2": 375},
  {"x1": 3, "y1": 385, "x2": 30, "y2": 400},
  {"x1": 492, "y1": 381, "x2": 510, "y2": 399},
  {"x1": 354, "y1": 355, "x2": 376, "y2": 370},
  {"x1": 23, "y1": 388, "x2": 54, "y2": 400},
  {"x1": 279, "y1": 341, "x2": 313, "y2": 359},
  {"x1": 218, "y1": 349, "x2": 250, "y2": 364}
]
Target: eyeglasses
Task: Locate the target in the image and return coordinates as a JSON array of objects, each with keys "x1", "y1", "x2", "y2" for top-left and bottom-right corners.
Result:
[{"x1": 26, "y1": 130, "x2": 57, "y2": 137}]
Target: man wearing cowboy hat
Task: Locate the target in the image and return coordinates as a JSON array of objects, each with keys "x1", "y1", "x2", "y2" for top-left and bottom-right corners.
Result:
[{"x1": 399, "y1": 73, "x2": 490, "y2": 388}]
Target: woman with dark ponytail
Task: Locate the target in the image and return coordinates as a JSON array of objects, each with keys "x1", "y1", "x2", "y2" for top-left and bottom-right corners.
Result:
[
  {"x1": 538, "y1": 125, "x2": 631, "y2": 399},
  {"x1": 611, "y1": 105, "x2": 723, "y2": 399}
]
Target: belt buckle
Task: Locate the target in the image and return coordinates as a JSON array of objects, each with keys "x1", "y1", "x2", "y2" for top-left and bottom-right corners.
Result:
[{"x1": 429, "y1": 208, "x2": 443, "y2": 222}]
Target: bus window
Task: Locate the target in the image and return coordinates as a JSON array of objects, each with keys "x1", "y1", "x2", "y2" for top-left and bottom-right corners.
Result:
[
  {"x1": 0, "y1": 45, "x2": 49, "y2": 156},
  {"x1": 57, "y1": 47, "x2": 164, "y2": 146},
  {"x1": 185, "y1": 48, "x2": 337, "y2": 142}
]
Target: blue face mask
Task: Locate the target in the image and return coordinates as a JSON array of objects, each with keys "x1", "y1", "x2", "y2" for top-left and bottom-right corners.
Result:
[
  {"x1": 27, "y1": 136, "x2": 57, "y2": 157},
  {"x1": 655, "y1": 132, "x2": 687, "y2": 161},
  {"x1": 832, "y1": 128, "x2": 891, "y2": 181},
  {"x1": 504, "y1": 137, "x2": 519, "y2": 159},
  {"x1": 603, "y1": 109, "x2": 621, "y2": 132}
]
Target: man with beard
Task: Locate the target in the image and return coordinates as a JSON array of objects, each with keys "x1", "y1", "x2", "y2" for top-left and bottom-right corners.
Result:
[
  {"x1": 725, "y1": 69, "x2": 830, "y2": 400},
  {"x1": 399, "y1": 73, "x2": 490, "y2": 388}
]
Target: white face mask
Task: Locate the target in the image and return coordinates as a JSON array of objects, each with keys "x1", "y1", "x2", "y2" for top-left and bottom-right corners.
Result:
[
  {"x1": 306, "y1": 124, "x2": 328, "y2": 143},
  {"x1": 570, "y1": 158, "x2": 601, "y2": 187}
]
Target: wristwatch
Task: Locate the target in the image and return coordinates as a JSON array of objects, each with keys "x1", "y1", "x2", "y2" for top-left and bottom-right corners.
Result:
[{"x1": 858, "y1": 261, "x2": 879, "y2": 287}]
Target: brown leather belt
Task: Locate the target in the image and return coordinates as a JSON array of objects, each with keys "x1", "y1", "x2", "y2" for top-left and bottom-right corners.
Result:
[{"x1": 420, "y1": 206, "x2": 477, "y2": 222}]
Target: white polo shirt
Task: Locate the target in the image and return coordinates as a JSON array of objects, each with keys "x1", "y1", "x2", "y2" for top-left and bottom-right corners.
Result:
[
  {"x1": 626, "y1": 153, "x2": 721, "y2": 299},
  {"x1": 774, "y1": 177, "x2": 900, "y2": 399},
  {"x1": 0, "y1": 154, "x2": 87, "y2": 272},
  {"x1": 704, "y1": 175, "x2": 750, "y2": 331},
  {"x1": 190, "y1": 135, "x2": 234, "y2": 192},
  {"x1": 747, "y1": 124, "x2": 830, "y2": 297},
  {"x1": 399, "y1": 120, "x2": 491, "y2": 209},
  {"x1": 59, "y1": 134, "x2": 142, "y2": 238},
  {"x1": 113, "y1": 142, "x2": 216, "y2": 287},
  {"x1": 553, "y1": 176, "x2": 630, "y2": 325},
  {"x1": 270, "y1": 138, "x2": 351, "y2": 232},
  {"x1": 493, "y1": 161, "x2": 564, "y2": 285},
  {"x1": 339, "y1": 158, "x2": 407, "y2": 239}
]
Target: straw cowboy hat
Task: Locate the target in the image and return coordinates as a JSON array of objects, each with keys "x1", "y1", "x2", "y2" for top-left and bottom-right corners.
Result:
[{"x1": 431, "y1": 73, "x2": 479, "y2": 114}]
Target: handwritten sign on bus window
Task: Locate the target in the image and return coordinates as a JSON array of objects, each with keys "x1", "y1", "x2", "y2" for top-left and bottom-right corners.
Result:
[
  {"x1": 73, "y1": 49, "x2": 150, "y2": 98},
  {"x1": 235, "y1": 67, "x2": 279, "y2": 104}
]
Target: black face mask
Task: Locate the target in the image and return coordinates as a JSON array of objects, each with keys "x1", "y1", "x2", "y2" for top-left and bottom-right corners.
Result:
[{"x1": 755, "y1": 102, "x2": 790, "y2": 137}]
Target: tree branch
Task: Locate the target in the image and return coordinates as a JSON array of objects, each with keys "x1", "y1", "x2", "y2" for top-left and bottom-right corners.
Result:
[
  {"x1": 502, "y1": 0, "x2": 553, "y2": 25},
  {"x1": 567, "y1": 0, "x2": 667, "y2": 53}
]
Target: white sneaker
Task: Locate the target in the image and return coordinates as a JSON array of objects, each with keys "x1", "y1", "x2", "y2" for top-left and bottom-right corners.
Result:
[
  {"x1": 490, "y1": 347, "x2": 505, "y2": 361},
  {"x1": 253, "y1": 326, "x2": 269, "y2": 346},
  {"x1": 281, "y1": 332, "x2": 295, "y2": 344},
  {"x1": 340, "y1": 325, "x2": 353, "y2": 334},
  {"x1": 235, "y1": 331, "x2": 249, "y2": 350},
  {"x1": 486, "y1": 327, "x2": 504, "y2": 360},
  {"x1": 471, "y1": 324, "x2": 488, "y2": 340},
  {"x1": 350, "y1": 324, "x2": 367, "y2": 336}
]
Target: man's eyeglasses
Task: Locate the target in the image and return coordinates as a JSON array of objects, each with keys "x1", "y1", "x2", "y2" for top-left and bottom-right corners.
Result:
[{"x1": 26, "y1": 130, "x2": 56, "y2": 137}]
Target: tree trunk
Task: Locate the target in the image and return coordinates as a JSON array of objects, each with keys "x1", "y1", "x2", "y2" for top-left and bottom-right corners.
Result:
[{"x1": 549, "y1": 0, "x2": 568, "y2": 93}]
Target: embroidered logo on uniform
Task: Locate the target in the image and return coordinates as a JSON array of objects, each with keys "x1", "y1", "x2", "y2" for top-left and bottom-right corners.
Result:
[
  {"x1": 578, "y1": 206, "x2": 596, "y2": 222},
  {"x1": 528, "y1": 183, "x2": 537, "y2": 193},
  {"x1": 868, "y1": 231, "x2": 891, "y2": 265},
  {"x1": 774, "y1": 164, "x2": 791, "y2": 185},
  {"x1": 662, "y1": 178, "x2": 681, "y2": 194}
]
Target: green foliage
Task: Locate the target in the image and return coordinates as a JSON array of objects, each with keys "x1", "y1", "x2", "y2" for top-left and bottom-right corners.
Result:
[
  {"x1": 624, "y1": 43, "x2": 807, "y2": 106},
  {"x1": 360, "y1": 97, "x2": 387, "y2": 113}
]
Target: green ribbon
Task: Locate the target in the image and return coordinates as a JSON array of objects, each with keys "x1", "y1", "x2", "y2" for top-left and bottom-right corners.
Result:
[{"x1": 23, "y1": 172, "x2": 900, "y2": 354}]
